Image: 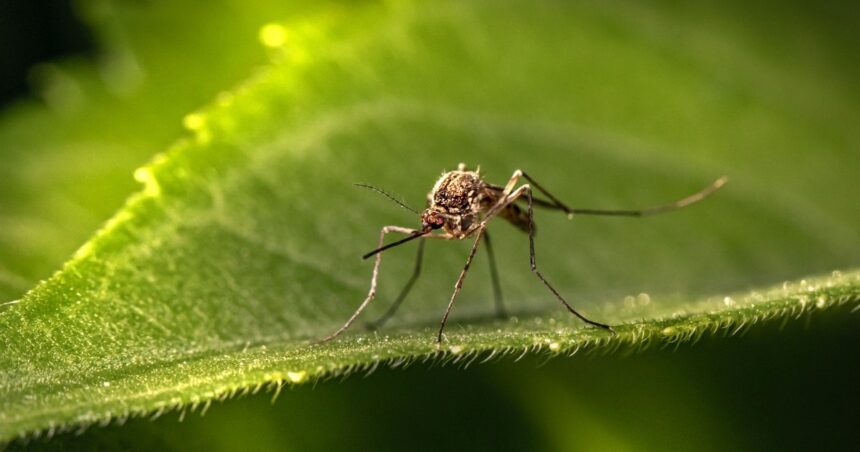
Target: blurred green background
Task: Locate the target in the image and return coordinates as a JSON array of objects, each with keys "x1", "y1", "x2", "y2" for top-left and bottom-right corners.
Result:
[{"x1": 2, "y1": 0, "x2": 858, "y2": 450}]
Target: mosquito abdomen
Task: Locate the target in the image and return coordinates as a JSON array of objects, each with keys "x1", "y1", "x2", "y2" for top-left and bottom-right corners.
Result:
[{"x1": 499, "y1": 203, "x2": 531, "y2": 233}]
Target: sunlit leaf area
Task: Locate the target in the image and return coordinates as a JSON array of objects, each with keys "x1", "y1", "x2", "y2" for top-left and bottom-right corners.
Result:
[{"x1": 1, "y1": 1, "x2": 858, "y2": 449}]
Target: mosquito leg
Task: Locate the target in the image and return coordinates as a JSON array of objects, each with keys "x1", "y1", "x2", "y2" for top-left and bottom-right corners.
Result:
[
  {"x1": 483, "y1": 231, "x2": 507, "y2": 319},
  {"x1": 519, "y1": 171, "x2": 728, "y2": 218},
  {"x1": 521, "y1": 186, "x2": 613, "y2": 332},
  {"x1": 367, "y1": 239, "x2": 425, "y2": 330},
  {"x1": 437, "y1": 226, "x2": 486, "y2": 343},
  {"x1": 317, "y1": 225, "x2": 420, "y2": 343},
  {"x1": 480, "y1": 170, "x2": 524, "y2": 222},
  {"x1": 517, "y1": 171, "x2": 574, "y2": 215},
  {"x1": 501, "y1": 170, "x2": 522, "y2": 196}
]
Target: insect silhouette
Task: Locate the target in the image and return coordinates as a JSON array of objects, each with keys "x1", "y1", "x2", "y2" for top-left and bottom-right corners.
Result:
[{"x1": 320, "y1": 163, "x2": 727, "y2": 344}]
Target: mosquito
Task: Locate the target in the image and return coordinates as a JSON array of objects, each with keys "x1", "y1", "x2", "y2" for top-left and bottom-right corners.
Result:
[{"x1": 319, "y1": 163, "x2": 727, "y2": 344}]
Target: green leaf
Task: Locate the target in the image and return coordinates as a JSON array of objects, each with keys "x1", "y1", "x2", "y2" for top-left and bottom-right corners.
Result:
[
  {"x1": 0, "y1": 0, "x2": 318, "y2": 300},
  {"x1": 2, "y1": 0, "x2": 859, "y2": 442}
]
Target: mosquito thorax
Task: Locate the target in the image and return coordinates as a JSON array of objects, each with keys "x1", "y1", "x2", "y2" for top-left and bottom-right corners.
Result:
[
  {"x1": 428, "y1": 170, "x2": 488, "y2": 215},
  {"x1": 424, "y1": 168, "x2": 496, "y2": 237}
]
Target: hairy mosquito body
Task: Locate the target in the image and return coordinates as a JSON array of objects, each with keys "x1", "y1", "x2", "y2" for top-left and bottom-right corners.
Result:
[
  {"x1": 319, "y1": 163, "x2": 727, "y2": 344},
  {"x1": 424, "y1": 168, "x2": 511, "y2": 237}
]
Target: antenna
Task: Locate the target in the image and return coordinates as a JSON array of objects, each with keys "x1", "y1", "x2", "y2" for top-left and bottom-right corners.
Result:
[{"x1": 354, "y1": 183, "x2": 420, "y2": 214}]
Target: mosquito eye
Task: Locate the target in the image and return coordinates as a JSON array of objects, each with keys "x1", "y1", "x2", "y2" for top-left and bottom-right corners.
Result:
[{"x1": 422, "y1": 212, "x2": 444, "y2": 230}]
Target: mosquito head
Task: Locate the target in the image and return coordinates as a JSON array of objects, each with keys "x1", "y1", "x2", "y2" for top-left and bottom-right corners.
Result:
[{"x1": 420, "y1": 209, "x2": 446, "y2": 231}]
